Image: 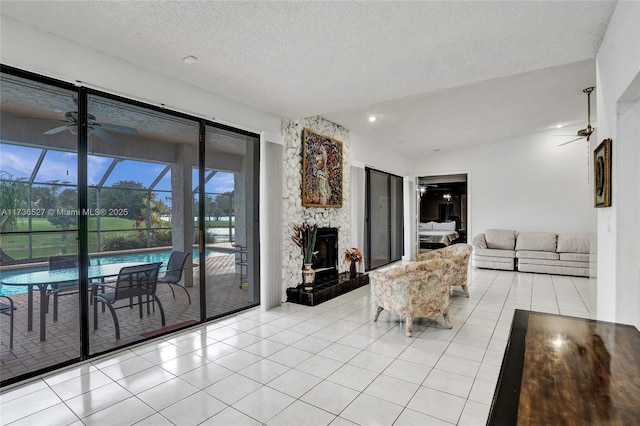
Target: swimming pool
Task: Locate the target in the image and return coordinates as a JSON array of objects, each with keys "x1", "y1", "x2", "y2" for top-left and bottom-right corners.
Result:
[{"x1": 0, "y1": 248, "x2": 225, "y2": 296}]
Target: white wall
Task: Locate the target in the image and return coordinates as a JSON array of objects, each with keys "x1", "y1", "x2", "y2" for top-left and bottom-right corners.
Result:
[
  {"x1": 350, "y1": 132, "x2": 413, "y2": 259},
  {"x1": 595, "y1": 0, "x2": 640, "y2": 327},
  {"x1": 411, "y1": 126, "x2": 594, "y2": 242},
  {"x1": 350, "y1": 132, "x2": 411, "y2": 177}
]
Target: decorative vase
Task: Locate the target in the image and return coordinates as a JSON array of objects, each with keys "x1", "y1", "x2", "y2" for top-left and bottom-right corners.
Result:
[
  {"x1": 302, "y1": 263, "x2": 315, "y2": 291},
  {"x1": 349, "y1": 260, "x2": 357, "y2": 277}
]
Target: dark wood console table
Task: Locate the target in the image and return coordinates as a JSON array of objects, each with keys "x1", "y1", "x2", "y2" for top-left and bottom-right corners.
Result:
[{"x1": 286, "y1": 272, "x2": 369, "y2": 306}]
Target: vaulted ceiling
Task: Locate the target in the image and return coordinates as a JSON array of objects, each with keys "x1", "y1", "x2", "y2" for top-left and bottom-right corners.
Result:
[{"x1": 0, "y1": 1, "x2": 617, "y2": 155}]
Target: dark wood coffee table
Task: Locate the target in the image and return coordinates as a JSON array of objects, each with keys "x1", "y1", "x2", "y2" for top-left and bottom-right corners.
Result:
[{"x1": 489, "y1": 309, "x2": 640, "y2": 425}]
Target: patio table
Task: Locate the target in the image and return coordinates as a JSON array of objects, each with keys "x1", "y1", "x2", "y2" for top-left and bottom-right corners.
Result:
[{"x1": 0, "y1": 262, "x2": 144, "y2": 341}]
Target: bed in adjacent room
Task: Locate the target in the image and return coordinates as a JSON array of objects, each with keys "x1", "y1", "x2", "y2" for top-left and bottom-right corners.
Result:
[{"x1": 418, "y1": 221, "x2": 459, "y2": 248}]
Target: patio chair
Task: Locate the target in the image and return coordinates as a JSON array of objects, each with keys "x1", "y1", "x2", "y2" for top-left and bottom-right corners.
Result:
[
  {"x1": 0, "y1": 296, "x2": 16, "y2": 349},
  {"x1": 93, "y1": 262, "x2": 164, "y2": 340},
  {"x1": 157, "y1": 251, "x2": 191, "y2": 304},
  {"x1": 47, "y1": 255, "x2": 78, "y2": 321}
]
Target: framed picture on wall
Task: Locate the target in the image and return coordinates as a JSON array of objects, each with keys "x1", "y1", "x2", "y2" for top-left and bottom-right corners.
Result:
[
  {"x1": 594, "y1": 138, "x2": 612, "y2": 208},
  {"x1": 301, "y1": 128, "x2": 343, "y2": 208}
]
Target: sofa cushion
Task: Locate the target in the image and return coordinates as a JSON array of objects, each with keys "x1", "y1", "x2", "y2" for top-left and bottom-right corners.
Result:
[
  {"x1": 515, "y1": 232, "x2": 557, "y2": 252},
  {"x1": 559, "y1": 253, "x2": 589, "y2": 262},
  {"x1": 474, "y1": 248, "x2": 516, "y2": 258},
  {"x1": 517, "y1": 263, "x2": 589, "y2": 277},
  {"x1": 517, "y1": 258, "x2": 588, "y2": 268},
  {"x1": 471, "y1": 234, "x2": 487, "y2": 249},
  {"x1": 485, "y1": 229, "x2": 516, "y2": 250},
  {"x1": 557, "y1": 233, "x2": 590, "y2": 254},
  {"x1": 473, "y1": 257, "x2": 514, "y2": 271},
  {"x1": 516, "y1": 250, "x2": 559, "y2": 260}
]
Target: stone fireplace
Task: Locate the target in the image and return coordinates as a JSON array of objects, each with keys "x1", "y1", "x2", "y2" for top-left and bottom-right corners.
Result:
[
  {"x1": 281, "y1": 116, "x2": 352, "y2": 299},
  {"x1": 287, "y1": 224, "x2": 368, "y2": 306}
]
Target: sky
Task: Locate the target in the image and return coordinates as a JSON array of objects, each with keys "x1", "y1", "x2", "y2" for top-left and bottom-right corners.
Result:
[{"x1": 0, "y1": 143, "x2": 235, "y2": 194}]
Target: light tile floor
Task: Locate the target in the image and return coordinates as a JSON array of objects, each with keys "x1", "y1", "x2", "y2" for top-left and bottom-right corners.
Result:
[{"x1": 0, "y1": 268, "x2": 593, "y2": 425}]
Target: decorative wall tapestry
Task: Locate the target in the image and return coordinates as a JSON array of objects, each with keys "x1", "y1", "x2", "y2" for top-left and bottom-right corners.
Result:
[
  {"x1": 594, "y1": 138, "x2": 612, "y2": 208},
  {"x1": 302, "y1": 128, "x2": 343, "y2": 208}
]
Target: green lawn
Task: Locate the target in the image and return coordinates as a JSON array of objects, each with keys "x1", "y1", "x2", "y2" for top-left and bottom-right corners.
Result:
[
  {"x1": 13, "y1": 217, "x2": 135, "y2": 232},
  {"x1": 13, "y1": 217, "x2": 233, "y2": 232},
  {"x1": 1, "y1": 217, "x2": 233, "y2": 260}
]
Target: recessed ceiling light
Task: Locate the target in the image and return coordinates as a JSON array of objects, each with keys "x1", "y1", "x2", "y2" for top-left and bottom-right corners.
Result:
[
  {"x1": 368, "y1": 116, "x2": 376, "y2": 122},
  {"x1": 555, "y1": 124, "x2": 563, "y2": 129},
  {"x1": 182, "y1": 55, "x2": 198, "y2": 65}
]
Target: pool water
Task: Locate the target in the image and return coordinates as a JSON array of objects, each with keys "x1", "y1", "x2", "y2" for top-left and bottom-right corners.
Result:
[{"x1": 0, "y1": 248, "x2": 223, "y2": 296}]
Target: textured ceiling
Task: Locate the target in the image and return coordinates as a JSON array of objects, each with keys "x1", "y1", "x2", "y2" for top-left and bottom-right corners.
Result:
[{"x1": 0, "y1": 1, "x2": 617, "y2": 155}]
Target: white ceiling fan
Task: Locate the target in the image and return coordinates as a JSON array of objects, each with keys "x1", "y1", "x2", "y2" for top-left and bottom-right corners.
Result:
[{"x1": 557, "y1": 87, "x2": 595, "y2": 146}]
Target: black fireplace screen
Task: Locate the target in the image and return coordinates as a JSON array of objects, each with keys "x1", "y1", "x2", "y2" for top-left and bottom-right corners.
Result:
[{"x1": 311, "y1": 227, "x2": 338, "y2": 281}]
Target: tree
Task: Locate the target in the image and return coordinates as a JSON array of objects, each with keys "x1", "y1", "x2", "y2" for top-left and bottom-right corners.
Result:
[
  {"x1": 47, "y1": 188, "x2": 77, "y2": 236},
  {"x1": 193, "y1": 195, "x2": 222, "y2": 220},
  {"x1": 0, "y1": 172, "x2": 27, "y2": 231},
  {"x1": 137, "y1": 194, "x2": 170, "y2": 232},
  {"x1": 215, "y1": 192, "x2": 233, "y2": 219},
  {"x1": 31, "y1": 182, "x2": 60, "y2": 211},
  {"x1": 100, "y1": 180, "x2": 146, "y2": 219}
]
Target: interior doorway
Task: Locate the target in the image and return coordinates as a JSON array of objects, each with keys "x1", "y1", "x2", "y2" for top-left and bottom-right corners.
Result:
[{"x1": 417, "y1": 174, "x2": 467, "y2": 253}]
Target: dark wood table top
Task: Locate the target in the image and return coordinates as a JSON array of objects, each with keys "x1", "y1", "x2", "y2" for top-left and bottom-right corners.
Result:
[{"x1": 489, "y1": 310, "x2": 640, "y2": 425}]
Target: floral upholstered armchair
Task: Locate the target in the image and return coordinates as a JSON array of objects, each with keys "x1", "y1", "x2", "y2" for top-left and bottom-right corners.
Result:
[
  {"x1": 416, "y1": 243, "x2": 472, "y2": 298},
  {"x1": 369, "y1": 258, "x2": 454, "y2": 337}
]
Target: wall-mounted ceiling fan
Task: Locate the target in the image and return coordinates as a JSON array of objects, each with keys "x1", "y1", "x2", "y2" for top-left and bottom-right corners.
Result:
[
  {"x1": 43, "y1": 108, "x2": 138, "y2": 142},
  {"x1": 558, "y1": 86, "x2": 595, "y2": 146}
]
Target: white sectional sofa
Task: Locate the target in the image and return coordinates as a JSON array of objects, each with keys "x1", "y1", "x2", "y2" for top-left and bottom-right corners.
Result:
[{"x1": 471, "y1": 229, "x2": 590, "y2": 277}]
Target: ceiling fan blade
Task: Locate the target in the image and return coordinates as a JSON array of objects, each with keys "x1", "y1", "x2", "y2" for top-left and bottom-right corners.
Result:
[
  {"x1": 557, "y1": 137, "x2": 584, "y2": 147},
  {"x1": 43, "y1": 125, "x2": 69, "y2": 135},
  {"x1": 92, "y1": 128, "x2": 117, "y2": 142},
  {"x1": 95, "y1": 123, "x2": 138, "y2": 134}
]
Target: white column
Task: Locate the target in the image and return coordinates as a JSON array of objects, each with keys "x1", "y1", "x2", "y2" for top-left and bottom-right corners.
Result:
[{"x1": 171, "y1": 144, "x2": 194, "y2": 287}]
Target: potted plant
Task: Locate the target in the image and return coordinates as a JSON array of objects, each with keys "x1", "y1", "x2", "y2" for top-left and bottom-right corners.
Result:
[{"x1": 292, "y1": 223, "x2": 317, "y2": 289}]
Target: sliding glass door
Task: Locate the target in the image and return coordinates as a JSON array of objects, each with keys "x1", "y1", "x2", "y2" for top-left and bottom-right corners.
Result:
[
  {"x1": 0, "y1": 66, "x2": 261, "y2": 386},
  {"x1": 201, "y1": 126, "x2": 259, "y2": 320},
  {"x1": 86, "y1": 93, "x2": 201, "y2": 355},
  {"x1": 0, "y1": 73, "x2": 81, "y2": 380},
  {"x1": 365, "y1": 168, "x2": 403, "y2": 270}
]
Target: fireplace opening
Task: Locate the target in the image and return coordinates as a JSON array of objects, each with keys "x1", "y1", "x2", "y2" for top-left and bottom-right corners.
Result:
[{"x1": 310, "y1": 227, "x2": 338, "y2": 283}]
